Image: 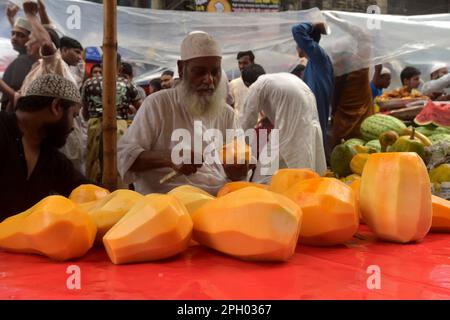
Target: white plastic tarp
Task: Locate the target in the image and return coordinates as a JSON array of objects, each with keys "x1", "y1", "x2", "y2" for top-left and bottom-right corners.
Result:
[{"x1": 1, "y1": 0, "x2": 450, "y2": 87}]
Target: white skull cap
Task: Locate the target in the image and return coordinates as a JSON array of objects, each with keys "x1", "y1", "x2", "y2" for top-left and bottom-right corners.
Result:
[
  {"x1": 430, "y1": 63, "x2": 448, "y2": 75},
  {"x1": 14, "y1": 17, "x2": 32, "y2": 33},
  {"x1": 180, "y1": 31, "x2": 222, "y2": 61},
  {"x1": 381, "y1": 67, "x2": 391, "y2": 76}
]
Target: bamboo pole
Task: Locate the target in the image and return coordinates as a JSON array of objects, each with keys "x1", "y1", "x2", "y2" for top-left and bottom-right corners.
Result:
[{"x1": 102, "y1": 0, "x2": 118, "y2": 190}]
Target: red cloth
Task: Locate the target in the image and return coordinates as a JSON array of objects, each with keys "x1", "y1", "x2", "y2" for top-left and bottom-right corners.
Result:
[{"x1": 1, "y1": 226, "x2": 449, "y2": 300}]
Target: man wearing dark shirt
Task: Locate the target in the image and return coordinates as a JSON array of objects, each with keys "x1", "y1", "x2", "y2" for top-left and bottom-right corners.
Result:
[
  {"x1": 0, "y1": 17, "x2": 36, "y2": 111},
  {"x1": 0, "y1": 74, "x2": 91, "y2": 221}
]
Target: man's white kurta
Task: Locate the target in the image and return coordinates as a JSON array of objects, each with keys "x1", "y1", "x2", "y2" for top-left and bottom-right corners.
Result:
[
  {"x1": 239, "y1": 73, "x2": 327, "y2": 183},
  {"x1": 118, "y1": 86, "x2": 237, "y2": 195},
  {"x1": 229, "y1": 76, "x2": 249, "y2": 116}
]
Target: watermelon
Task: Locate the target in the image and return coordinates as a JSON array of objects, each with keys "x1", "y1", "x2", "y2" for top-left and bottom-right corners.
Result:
[
  {"x1": 344, "y1": 138, "x2": 366, "y2": 148},
  {"x1": 429, "y1": 134, "x2": 450, "y2": 145},
  {"x1": 415, "y1": 125, "x2": 438, "y2": 137},
  {"x1": 415, "y1": 101, "x2": 450, "y2": 128},
  {"x1": 365, "y1": 140, "x2": 382, "y2": 152},
  {"x1": 360, "y1": 114, "x2": 407, "y2": 141},
  {"x1": 435, "y1": 127, "x2": 450, "y2": 135}
]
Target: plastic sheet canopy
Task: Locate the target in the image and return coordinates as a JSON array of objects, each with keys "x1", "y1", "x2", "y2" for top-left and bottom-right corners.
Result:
[
  {"x1": 1, "y1": 0, "x2": 450, "y2": 86},
  {"x1": 0, "y1": 226, "x2": 449, "y2": 300}
]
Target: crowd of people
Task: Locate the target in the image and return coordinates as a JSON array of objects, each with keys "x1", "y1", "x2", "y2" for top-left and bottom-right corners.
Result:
[{"x1": 0, "y1": 0, "x2": 449, "y2": 220}]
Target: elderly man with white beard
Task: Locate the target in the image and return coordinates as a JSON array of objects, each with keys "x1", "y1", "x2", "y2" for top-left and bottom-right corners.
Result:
[{"x1": 117, "y1": 32, "x2": 253, "y2": 195}]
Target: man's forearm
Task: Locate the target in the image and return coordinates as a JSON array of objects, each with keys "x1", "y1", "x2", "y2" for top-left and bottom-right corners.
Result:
[
  {"x1": 38, "y1": 0, "x2": 52, "y2": 25},
  {"x1": 421, "y1": 73, "x2": 450, "y2": 95},
  {"x1": 26, "y1": 14, "x2": 51, "y2": 45},
  {"x1": 130, "y1": 150, "x2": 173, "y2": 172}
]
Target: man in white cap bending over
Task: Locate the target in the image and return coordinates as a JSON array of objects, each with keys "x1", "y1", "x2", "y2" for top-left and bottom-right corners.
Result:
[
  {"x1": 239, "y1": 64, "x2": 327, "y2": 184},
  {"x1": 419, "y1": 63, "x2": 450, "y2": 100},
  {"x1": 118, "y1": 31, "x2": 253, "y2": 195}
]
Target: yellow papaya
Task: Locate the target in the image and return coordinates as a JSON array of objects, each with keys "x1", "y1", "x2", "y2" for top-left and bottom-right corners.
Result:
[
  {"x1": 81, "y1": 189, "x2": 143, "y2": 244},
  {"x1": 217, "y1": 182, "x2": 268, "y2": 197},
  {"x1": 431, "y1": 195, "x2": 450, "y2": 232},
  {"x1": 191, "y1": 187, "x2": 302, "y2": 261},
  {"x1": 360, "y1": 153, "x2": 432, "y2": 243},
  {"x1": 269, "y1": 168, "x2": 319, "y2": 194},
  {"x1": 283, "y1": 178, "x2": 359, "y2": 246},
  {"x1": 0, "y1": 195, "x2": 97, "y2": 261},
  {"x1": 103, "y1": 194, "x2": 193, "y2": 264},
  {"x1": 168, "y1": 185, "x2": 215, "y2": 214},
  {"x1": 69, "y1": 184, "x2": 110, "y2": 204}
]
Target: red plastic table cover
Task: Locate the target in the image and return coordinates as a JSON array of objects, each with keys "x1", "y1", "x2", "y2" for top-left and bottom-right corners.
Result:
[{"x1": 1, "y1": 226, "x2": 449, "y2": 300}]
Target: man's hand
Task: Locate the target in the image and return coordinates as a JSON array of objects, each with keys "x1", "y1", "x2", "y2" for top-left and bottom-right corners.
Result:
[
  {"x1": 6, "y1": 4, "x2": 19, "y2": 23},
  {"x1": 223, "y1": 163, "x2": 256, "y2": 182},
  {"x1": 23, "y1": 0, "x2": 39, "y2": 17},
  {"x1": 170, "y1": 150, "x2": 203, "y2": 176},
  {"x1": 375, "y1": 64, "x2": 383, "y2": 73}
]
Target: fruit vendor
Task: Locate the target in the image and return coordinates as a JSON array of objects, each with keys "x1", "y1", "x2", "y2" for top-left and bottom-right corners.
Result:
[
  {"x1": 238, "y1": 64, "x2": 327, "y2": 183},
  {"x1": 118, "y1": 31, "x2": 253, "y2": 195},
  {"x1": 0, "y1": 74, "x2": 91, "y2": 221}
]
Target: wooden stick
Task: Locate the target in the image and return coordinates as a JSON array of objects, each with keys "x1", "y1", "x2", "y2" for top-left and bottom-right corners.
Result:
[
  {"x1": 102, "y1": 0, "x2": 118, "y2": 191},
  {"x1": 159, "y1": 170, "x2": 180, "y2": 184}
]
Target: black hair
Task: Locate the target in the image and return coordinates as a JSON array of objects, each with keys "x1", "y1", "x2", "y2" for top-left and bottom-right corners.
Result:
[
  {"x1": 400, "y1": 66, "x2": 421, "y2": 84},
  {"x1": 161, "y1": 70, "x2": 174, "y2": 77},
  {"x1": 241, "y1": 64, "x2": 266, "y2": 86},
  {"x1": 60, "y1": 36, "x2": 83, "y2": 50},
  {"x1": 237, "y1": 50, "x2": 255, "y2": 62},
  {"x1": 45, "y1": 27, "x2": 60, "y2": 49},
  {"x1": 16, "y1": 95, "x2": 75, "y2": 112},
  {"x1": 90, "y1": 63, "x2": 102, "y2": 75},
  {"x1": 291, "y1": 64, "x2": 306, "y2": 78},
  {"x1": 149, "y1": 78, "x2": 162, "y2": 91},
  {"x1": 121, "y1": 62, "x2": 133, "y2": 78}
]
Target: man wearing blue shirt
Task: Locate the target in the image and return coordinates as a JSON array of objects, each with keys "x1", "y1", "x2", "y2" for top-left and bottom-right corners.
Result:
[
  {"x1": 370, "y1": 64, "x2": 391, "y2": 99},
  {"x1": 292, "y1": 22, "x2": 334, "y2": 150}
]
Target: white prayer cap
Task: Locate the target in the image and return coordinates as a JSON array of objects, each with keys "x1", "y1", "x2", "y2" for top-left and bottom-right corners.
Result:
[
  {"x1": 381, "y1": 67, "x2": 391, "y2": 76},
  {"x1": 180, "y1": 31, "x2": 222, "y2": 61},
  {"x1": 430, "y1": 63, "x2": 448, "y2": 75},
  {"x1": 14, "y1": 17, "x2": 32, "y2": 33}
]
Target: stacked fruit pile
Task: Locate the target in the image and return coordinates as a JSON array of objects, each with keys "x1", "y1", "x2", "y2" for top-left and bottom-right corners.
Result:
[
  {"x1": 330, "y1": 113, "x2": 450, "y2": 199},
  {"x1": 1, "y1": 152, "x2": 450, "y2": 265}
]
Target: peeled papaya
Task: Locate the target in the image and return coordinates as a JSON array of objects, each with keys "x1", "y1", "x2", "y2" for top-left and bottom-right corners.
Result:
[
  {"x1": 283, "y1": 178, "x2": 359, "y2": 246},
  {"x1": 360, "y1": 153, "x2": 432, "y2": 243},
  {"x1": 217, "y1": 182, "x2": 268, "y2": 197},
  {"x1": 269, "y1": 168, "x2": 319, "y2": 194},
  {"x1": 191, "y1": 187, "x2": 302, "y2": 261},
  {"x1": 168, "y1": 185, "x2": 215, "y2": 214},
  {"x1": 220, "y1": 138, "x2": 251, "y2": 164},
  {"x1": 103, "y1": 194, "x2": 193, "y2": 264},
  {"x1": 0, "y1": 195, "x2": 97, "y2": 261},
  {"x1": 350, "y1": 179, "x2": 363, "y2": 224},
  {"x1": 80, "y1": 189, "x2": 143, "y2": 243},
  {"x1": 69, "y1": 184, "x2": 110, "y2": 204},
  {"x1": 431, "y1": 195, "x2": 450, "y2": 232}
]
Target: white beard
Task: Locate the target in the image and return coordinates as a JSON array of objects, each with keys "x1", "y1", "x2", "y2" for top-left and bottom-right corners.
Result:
[{"x1": 179, "y1": 74, "x2": 228, "y2": 119}]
